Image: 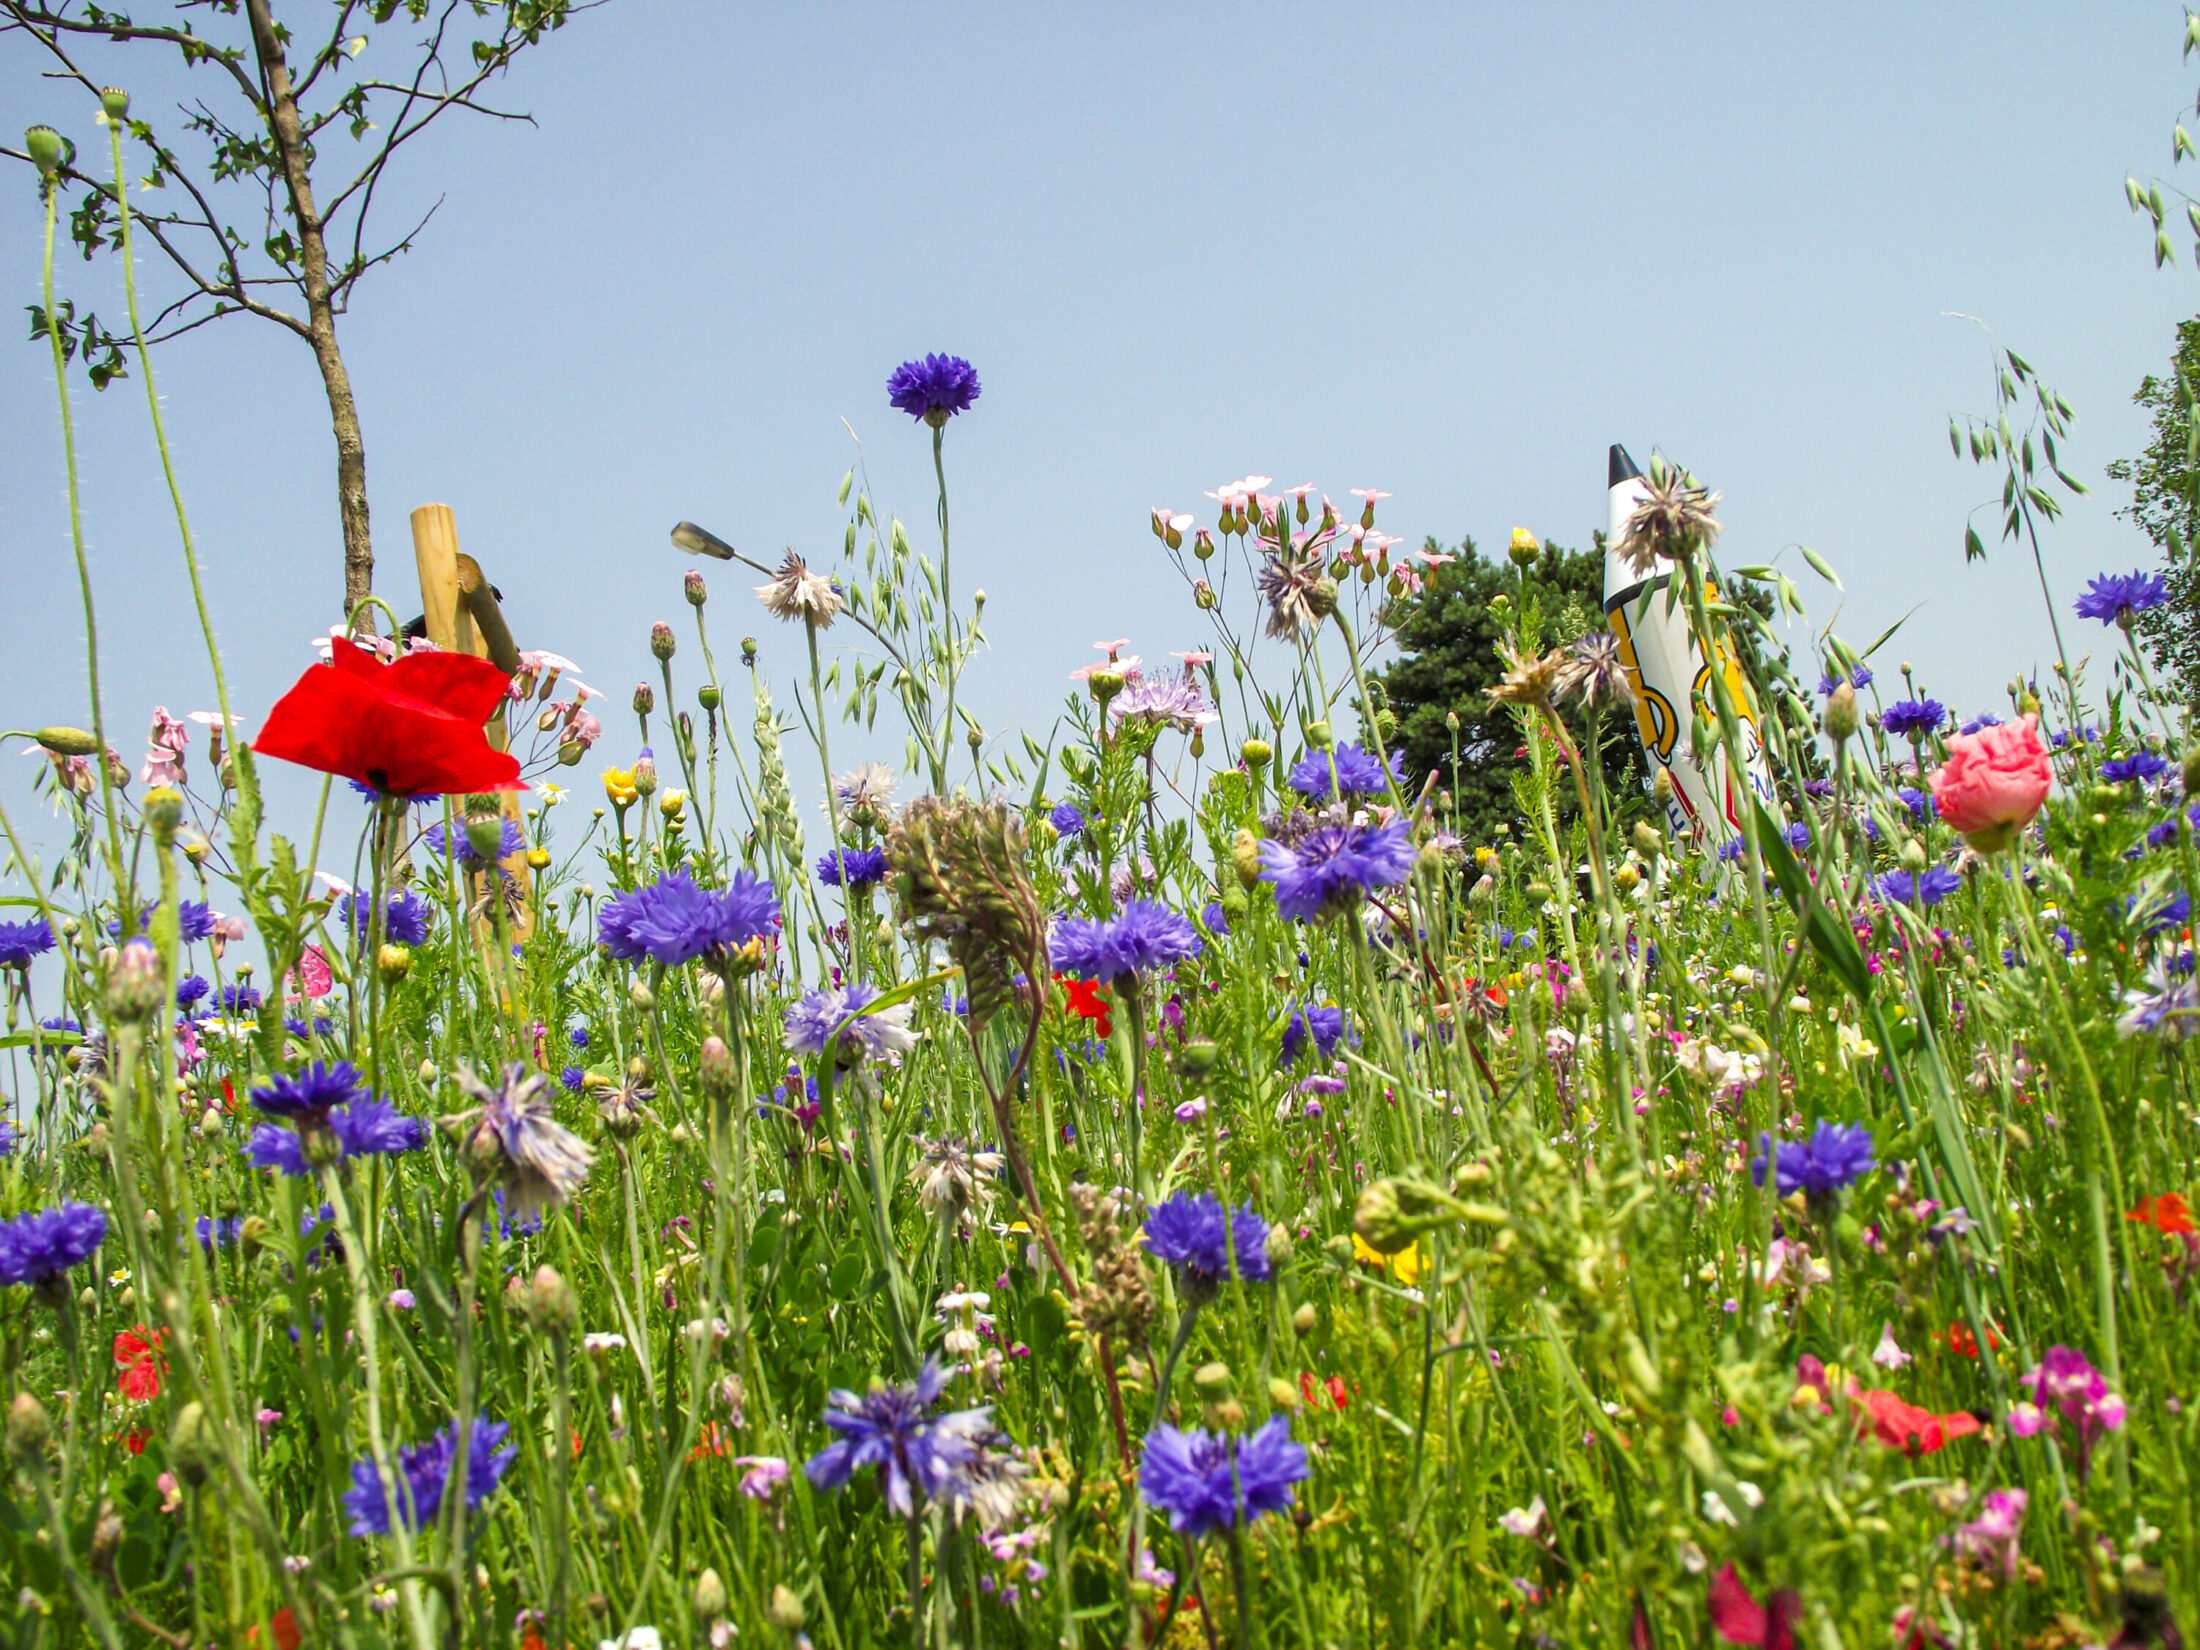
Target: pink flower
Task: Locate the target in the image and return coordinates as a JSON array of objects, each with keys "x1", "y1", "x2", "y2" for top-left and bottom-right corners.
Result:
[
  {"x1": 289, "y1": 945, "x2": 333, "y2": 1001},
  {"x1": 1946, "y1": 1487, "x2": 2026, "y2": 1578},
  {"x1": 140, "y1": 706, "x2": 188, "y2": 788},
  {"x1": 1930, "y1": 713, "x2": 2050, "y2": 852},
  {"x1": 733, "y1": 1455, "x2": 788, "y2": 1500}
]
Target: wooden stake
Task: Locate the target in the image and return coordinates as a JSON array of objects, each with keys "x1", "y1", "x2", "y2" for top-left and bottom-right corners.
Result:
[{"x1": 409, "y1": 502, "x2": 534, "y2": 943}]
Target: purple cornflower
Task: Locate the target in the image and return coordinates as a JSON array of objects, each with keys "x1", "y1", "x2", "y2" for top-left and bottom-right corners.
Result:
[
  {"x1": 1816, "y1": 662, "x2": 1872, "y2": 695},
  {"x1": 175, "y1": 974, "x2": 210, "y2": 1014},
  {"x1": 0, "y1": 1201, "x2": 107, "y2": 1289},
  {"x1": 0, "y1": 918, "x2": 54, "y2": 970},
  {"x1": 2100, "y1": 751, "x2": 2170, "y2": 786},
  {"x1": 2009, "y1": 1346, "x2": 2125, "y2": 1480},
  {"x1": 1049, "y1": 900, "x2": 1201, "y2": 985},
  {"x1": 597, "y1": 869, "x2": 778, "y2": 968},
  {"x1": 1199, "y1": 901, "x2": 1230, "y2": 937},
  {"x1": 251, "y1": 1061, "x2": 366, "y2": 1125},
  {"x1": 450, "y1": 1063, "x2": 596, "y2": 1217},
  {"x1": 1285, "y1": 743, "x2": 1395, "y2": 801},
  {"x1": 1784, "y1": 821, "x2": 1810, "y2": 851},
  {"x1": 816, "y1": 845, "x2": 888, "y2": 888},
  {"x1": 783, "y1": 981, "x2": 917, "y2": 1067},
  {"x1": 1896, "y1": 786, "x2": 1931, "y2": 822},
  {"x1": 1143, "y1": 1191, "x2": 1271, "y2": 1296},
  {"x1": 2074, "y1": 570, "x2": 2169, "y2": 626},
  {"x1": 2132, "y1": 888, "x2": 2194, "y2": 937},
  {"x1": 195, "y1": 1213, "x2": 243, "y2": 1251},
  {"x1": 1873, "y1": 866, "x2": 1962, "y2": 908},
  {"x1": 1280, "y1": 1003, "x2": 1346, "y2": 1065},
  {"x1": 804, "y1": 1358, "x2": 993, "y2": 1515},
  {"x1": 243, "y1": 1126, "x2": 310, "y2": 1177},
  {"x1": 2146, "y1": 808, "x2": 2200, "y2": 849},
  {"x1": 1049, "y1": 802, "x2": 1087, "y2": 838},
  {"x1": 2119, "y1": 958, "x2": 2198, "y2": 1040},
  {"x1": 343, "y1": 1418, "x2": 517, "y2": 1536},
  {"x1": 1751, "y1": 1121, "x2": 1876, "y2": 1198},
  {"x1": 1946, "y1": 1488, "x2": 2027, "y2": 1578},
  {"x1": 887, "y1": 355, "x2": 982, "y2": 426},
  {"x1": 340, "y1": 890, "x2": 432, "y2": 947},
  {"x1": 177, "y1": 900, "x2": 216, "y2": 943},
  {"x1": 569, "y1": 1026, "x2": 589, "y2": 1049},
  {"x1": 219, "y1": 984, "x2": 262, "y2": 1015},
  {"x1": 243, "y1": 1094, "x2": 424, "y2": 1175},
  {"x1": 1111, "y1": 672, "x2": 1213, "y2": 735},
  {"x1": 1958, "y1": 712, "x2": 2004, "y2": 736},
  {"x1": 1139, "y1": 1414, "x2": 1309, "y2": 1538},
  {"x1": 1258, "y1": 818, "x2": 1416, "y2": 923},
  {"x1": 1881, "y1": 699, "x2": 1945, "y2": 740},
  {"x1": 559, "y1": 1065, "x2": 584, "y2": 1093},
  {"x1": 0, "y1": 1118, "x2": 15, "y2": 1156},
  {"x1": 423, "y1": 817, "x2": 525, "y2": 868}
]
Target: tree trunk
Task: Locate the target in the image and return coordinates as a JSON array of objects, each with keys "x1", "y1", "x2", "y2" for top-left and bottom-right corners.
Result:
[{"x1": 245, "y1": 0, "x2": 373, "y2": 616}]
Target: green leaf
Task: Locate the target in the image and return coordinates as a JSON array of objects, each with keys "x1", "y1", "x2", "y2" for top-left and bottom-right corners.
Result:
[{"x1": 1750, "y1": 797, "x2": 1871, "y2": 1007}]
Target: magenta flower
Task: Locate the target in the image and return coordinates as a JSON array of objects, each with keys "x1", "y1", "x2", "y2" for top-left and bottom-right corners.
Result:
[
  {"x1": 2008, "y1": 1345, "x2": 2125, "y2": 1480},
  {"x1": 1946, "y1": 1487, "x2": 2026, "y2": 1577}
]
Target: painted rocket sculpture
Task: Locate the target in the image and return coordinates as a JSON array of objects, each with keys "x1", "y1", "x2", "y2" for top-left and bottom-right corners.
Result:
[{"x1": 1601, "y1": 443, "x2": 1776, "y2": 842}]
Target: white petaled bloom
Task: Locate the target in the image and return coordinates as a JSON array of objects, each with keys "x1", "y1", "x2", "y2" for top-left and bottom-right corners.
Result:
[
  {"x1": 1497, "y1": 1495, "x2": 1547, "y2": 1539},
  {"x1": 583, "y1": 1331, "x2": 627, "y2": 1355},
  {"x1": 911, "y1": 1136, "x2": 1004, "y2": 1234},
  {"x1": 783, "y1": 983, "x2": 918, "y2": 1067},
  {"x1": 451, "y1": 1061, "x2": 596, "y2": 1217},
  {"x1": 1617, "y1": 470, "x2": 1723, "y2": 576},
  {"x1": 755, "y1": 549, "x2": 843, "y2": 628},
  {"x1": 834, "y1": 761, "x2": 898, "y2": 818},
  {"x1": 936, "y1": 1289, "x2": 995, "y2": 1361}
]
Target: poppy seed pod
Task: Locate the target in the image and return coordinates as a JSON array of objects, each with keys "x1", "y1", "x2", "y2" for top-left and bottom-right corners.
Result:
[
  {"x1": 697, "y1": 682, "x2": 720, "y2": 712},
  {"x1": 99, "y1": 87, "x2": 130, "y2": 121},
  {"x1": 24, "y1": 126, "x2": 66, "y2": 175}
]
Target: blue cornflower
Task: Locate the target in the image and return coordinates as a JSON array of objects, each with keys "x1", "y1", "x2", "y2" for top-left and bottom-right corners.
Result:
[
  {"x1": 1874, "y1": 867, "x2": 1962, "y2": 908},
  {"x1": 887, "y1": 355, "x2": 982, "y2": 425},
  {"x1": 1049, "y1": 802, "x2": 1087, "y2": 838},
  {"x1": 250, "y1": 1061, "x2": 367, "y2": 1124},
  {"x1": 243, "y1": 1127, "x2": 309, "y2": 1175},
  {"x1": 1784, "y1": 822, "x2": 1810, "y2": 851},
  {"x1": 1285, "y1": 742, "x2": 1395, "y2": 801},
  {"x1": 569, "y1": 1026, "x2": 589, "y2": 1049},
  {"x1": 1050, "y1": 900, "x2": 1201, "y2": 985},
  {"x1": 597, "y1": 869, "x2": 778, "y2": 968},
  {"x1": 0, "y1": 1118, "x2": 15, "y2": 1156},
  {"x1": 1751, "y1": 1121, "x2": 1876, "y2": 1198},
  {"x1": 0, "y1": 1201, "x2": 108, "y2": 1289},
  {"x1": 1802, "y1": 778, "x2": 1834, "y2": 799},
  {"x1": 783, "y1": 981, "x2": 918, "y2": 1067},
  {"x1": 816, "y1": 845, "x2": 889, "y2": 888},
  {"x1": 1258, "y1": 818, "x2": 1416, "y2": 923},
  {"x1": 1959, "y1": 712, "x2": 2004, "y2": 736},
  {"x1": 284, "y1": 1014, "x2": 335, "y2": 1039},
  {"x1": 340, "y1": 890, "x2": 432, "y2": 947},
  {"x1": 195, "y1": 1213, "x2": 243, "y2": 1251},
  {"x1": 422, "y1": 817, "x2": 525, "y2": 869},
  {"x1": 1816, "y1": 662, "x2": 1872, "y2": 695},
  {"x1": 1717, "y1": 838, "x2": 1746, "y2": 863},
  {"x1": 1139, "y1": 1414, "x2": 1309, "y2": 1538},
  {"x1": 2053, "y1": 724, "x2": 2103, "y2": 750},
  {"x1": 348, "y1": 778, "x2": 439, "y2": 805},
  {"x1": 243, "y1": 1094, "x2": 424, "y2": 1175},
  {"x1": 2131, "y1": 889, "x2": 2194, "y2": 937},
  {"x1": 2147, "y1": 806, "x2": 2200, "y2": 849},
  {"x1": 1143, "y1": 1191, "x2": 1271, "y2": 1295},
  {"x1": 2074, "y1": 570, "x2": 2170, "y2": 625},
  {"x1": 804, "y1": 1358, "x2": 994, "y2": 1515},
  {"x1": 1199, "y1": 901, "x2": 1230, "y2": 937},
  {"x1": 2101, "y1": 752, "x2": 2170, "y2": 786},
  {"x1": 559, "y1": 1065, "x2": 584, "y2": 1093},
  {"x1": 343, "y1": 1419, "x2": 517, "y2": 1536},
  {"x1": 178, "y1": 900, "x2": 216, "y2": 943},
  {"x1": 1897, "y1": 787, "x2": 1931, "y2": 822},
  {"x1": 219, "y1": 984, "x2": 262, "y2": 1016},
  {"x1": 1881, "y1": 699, "x2": 1946, "y2": 740},
  {"x1": 0, "y1": 919, "x2": 54, "y2": 970},
  {"x1": 175, "y1": 974, "x2": 211, "y2": 1014},
  {"x1": 1280, "y1": 1003, "x2": 1346, "y2": 1065}
]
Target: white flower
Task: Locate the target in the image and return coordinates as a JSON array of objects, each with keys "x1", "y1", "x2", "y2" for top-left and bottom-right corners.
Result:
[
  {"x1": 1497, "y1": 1495, "x2": 1547, "y2": 1538},
  {"x1": 1872, "y1": 1323, "x2": 1912, "y2": 1370},
  {"x1": 583, "y1": 1331, "x2": 627, "y2": 1355}
]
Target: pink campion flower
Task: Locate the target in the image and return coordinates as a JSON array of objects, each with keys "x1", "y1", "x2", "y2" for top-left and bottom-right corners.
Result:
[
  {"x1": 1169, "y1": 650, "x2": 1213, "y2": 670},
  {"x1": 1349, "y1": 489, "x2": 1391, "y2": 505},
  {"x1": 2008, "y1": 1345, "x2": 2125, "y2": 1480},
  {"x1": 733, "y1": 1455, "x2": 788, "y2": 1501},
  {"x1": 1945, "y1": 1487, "x2": 2026, "y2": 1578},
  {"x1": 140, "y1": 706, "x2": 188, "y2": 788},
  {"x1": 1931, "y1": 713, "x2": 2051, "y2": 852}
]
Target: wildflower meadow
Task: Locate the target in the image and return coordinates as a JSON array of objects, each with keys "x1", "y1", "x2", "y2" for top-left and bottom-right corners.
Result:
[{"x1": 5, "y1": 23, "x2": 2200, "y2": 1650}]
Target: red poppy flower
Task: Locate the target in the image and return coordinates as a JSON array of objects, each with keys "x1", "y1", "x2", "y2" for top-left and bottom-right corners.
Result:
[
  {"x1": 121, "y1": 1428, "x2": 151, "y2": 1455},
  {"x1": 1707, "y1": 1564, "x2": 1802, "y2": 1649},
  {"x1": 1056, "y1": 974, "x2": 1114, "y2": 1040},
  {"x1": 245, "y1": 1607, "x2": 301, "y2": 1650},
  {"x1": 114, "y1": 1326, "x2": 166, "y2": 1402},
  {"x1": 1857, "y1": 1387, "x2": 1981, "y2": 1455},
  {"x1": 253, "y1": 637, "x2": 522, "y2": 797},
  {"x1": 2128, "y1": 1192, "x2": 2196, "y2": 1235},
  {"x1": 1944, "y1": 1321, "x2": 1999, "y2": 1357}
]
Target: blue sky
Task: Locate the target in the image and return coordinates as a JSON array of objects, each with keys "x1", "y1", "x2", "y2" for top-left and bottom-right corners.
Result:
[{"x1": 4, "y1": 2, "x2": 2196, "y2": 875}]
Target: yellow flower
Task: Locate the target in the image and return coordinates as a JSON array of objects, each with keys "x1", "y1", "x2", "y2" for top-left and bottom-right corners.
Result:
[
  {"x1": 659, "y1": 788, "x2": 687, "y2": 821},
  {"x1": 602, "y1": 767, "x2": 636, "y2": 807},
  {"x1": 1508, "y1": 526, "x2": 1540, "y2": 557},
  {"x1": 1350, "y1": 1232, "x2": 1425, "y2": 1286}
]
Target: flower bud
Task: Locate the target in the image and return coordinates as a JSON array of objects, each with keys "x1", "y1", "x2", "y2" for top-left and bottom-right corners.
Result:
[
  {"x1": 1631, "y1": 821, "x2": 1663, "y2": 861},
  {"x1": 698, "y1": 1036, "x2": 736, "y2": 1101},
  {"x1": 169, "y1": 1401, "x2": 217, "y2": 1488},
  {"x1": 658, "y1": 790, "x2": 686, "y2": 824},
  {"x1": 694, "y1": 1569, "x2": 729, "y2": 1620},
  {"x1": 1508, "y1": 527, "x2": 1540, "y2": 567},
  {"x1": 629, "y1": 978, "x2": 655, "y2": 1012},
  {"x1": 198, "y1": 1107, "x2": 222, "y2": 1138},
  {"x1": 1193, "y1": 527, "x2": 1215, "y2": 561},
  {"x1": 106, "y1": 938, "x2": 165, "y2": 1021},
  {"x1": 141, "y1": 785, "x2": 184, "y2": 841},
  {"x1": 1307, "y1": 578, "x2": 1339, "y2": 619},
  {"x1": 684, "y1": 571, "x2": 708, "y2": 609},
  {"x1": 1292, "y1": 1302, "x2": 1318, "y2": 1336},
  {"x1": 1825, "y1": 682, "x2": 1860, "y2": 743},
  {"x1": 1614, "y1": 862, "x2": 1641, "y2": 893},
  {"x1": 35, "y1": 725, "x2": 98, "y2": 757},
  {"x1": 24, "y1": 126, "x2": 66, "y2": 175},
  {"x1": 1240, "y1": 738, "x2": 1272, "y2": 770},
  {"x1": 558, "y1": 740, "x2": 587, "y2": 766},
  {"x1": 1193, "y1": 578, "x2": 1218, "y2": 610},
  {"x1": 1524, "y1": 881, "x2": 1552, "y2": 909},
  {"x1": 7, "y1": 1393, "x2": 52, "y2": 1465},
  {"x1": 1231, "y1": 828, "x2": 1263, "y2": 889},
  {"x1": 632, "y1": 751, "x2": 657, "y2": 796},
  {"x1": 1088, "y1": 669, "x2": 1125, "y2": 707},
  {"x1": 767, "y1": 1586, "x2": 806, "y2": 1631},
  {"x1": 1304, "y1": 720, "x2": 1333, "y2": 750},
  {"x1": 650, "y1": 621, "x2": 677, "y2": 661},
  {"x1": 1899, "y1": 838, "x2": 1928, "y2": 873},
  {"x1": 632, "y1": 683, "x2": 655, "y2": 716},
  {"x1": 91, "y1": 1503, "x2": 123, "y2": 1570},
  {"x1": 1192, "y1": 1360, "x2": 1233, "y2": 1393},
  {"x1": 1265, "y1": 1221, "x2": 1293, "y2": 1267},
  {"x1": 526, "y1": 847, "x2": 552, "y2": 869},
  {"x1": 521, "y1": 1265, "x2": 579, "y2": 1337},
  {"x1": 1652, "y1": 768, "x2": 1674, "y2": 808},
  {"x1": 1268, "y1": 1376, "x2": 1301, "y2": 1411},
  {"x1": 1174, "y1": 1037, "x2": 1220, "y2": 1079}
]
